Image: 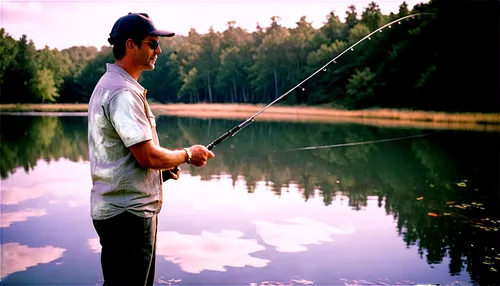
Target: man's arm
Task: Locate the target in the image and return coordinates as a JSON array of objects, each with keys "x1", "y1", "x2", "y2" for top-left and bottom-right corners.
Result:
[
  {"x1": 107, "y1": 90, "x2": 214, "y2": 169},
  {"x1": 129, "y1": 140, "x2": 214, "y2": 169}
]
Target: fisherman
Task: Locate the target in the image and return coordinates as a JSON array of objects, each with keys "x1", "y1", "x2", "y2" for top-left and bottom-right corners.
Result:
[{"x1": 87, "y1": 12, "x2": 214, "y2": 285}]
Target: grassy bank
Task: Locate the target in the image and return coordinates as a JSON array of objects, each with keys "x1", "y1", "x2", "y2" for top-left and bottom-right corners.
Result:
[
  {"x1": 4, "y1": 103, "x2": 498, "y2": 122},
  {"x1": 2, "y1": 103, "x2": 499, "y2": 131},
  {"x1": 0, "y1": 103, "x2": 89, "y2": 112},
  {"x1": 151, "y1": 103, "x2": 500, "y2": 124}
]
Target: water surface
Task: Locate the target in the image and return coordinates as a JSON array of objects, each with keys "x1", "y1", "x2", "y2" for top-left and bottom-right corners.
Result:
[{"x1": 1, "y1": 114, "x2": 499, "y2": 285}]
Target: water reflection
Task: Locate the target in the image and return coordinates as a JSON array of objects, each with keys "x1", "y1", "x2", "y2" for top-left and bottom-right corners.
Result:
[
  {"x1": 254, "y1": 217, "x2": 355, "y2": 253},
  {"x1": 0, "y1": 114, "x2": 499, "y2": 285},
  {"x1": 1, "y1": 209, "x2": 47, "y2": 228},
  {"x1": 1, "y1": 159, "x2": 91, "y2": 206},
  {"x1": 1, "y1": 242, "x2": 66, "y2": 279},
  {"x1": 90, "y1": 230, "x2": 269, "y2": 274}
]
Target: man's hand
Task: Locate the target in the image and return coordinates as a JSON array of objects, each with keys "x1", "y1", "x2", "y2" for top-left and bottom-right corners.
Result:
[
  {"x1": 162, "y1": 167, "x2": 181, "y2": 181},
  {"x1": 187, "y1": 145, "x2": 215, "y2": 167}
]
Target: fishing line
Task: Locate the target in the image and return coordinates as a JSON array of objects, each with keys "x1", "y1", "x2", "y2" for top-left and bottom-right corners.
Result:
[
  {"x1": 206, "y1": 13, "x2": 434, "y2": 150},
  {"x1": 278, "y1": 131, "x2": 439, "y2": 152}
]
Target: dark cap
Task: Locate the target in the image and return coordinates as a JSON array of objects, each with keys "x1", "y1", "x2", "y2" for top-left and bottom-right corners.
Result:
[{"x1": 108, "y1": 13, "x2": 175, "y2": 45}]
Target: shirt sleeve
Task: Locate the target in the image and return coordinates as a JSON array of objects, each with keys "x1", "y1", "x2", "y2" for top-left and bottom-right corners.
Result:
[{"x1": 108, "y1": 90, "x2": 153, "y2": 147}]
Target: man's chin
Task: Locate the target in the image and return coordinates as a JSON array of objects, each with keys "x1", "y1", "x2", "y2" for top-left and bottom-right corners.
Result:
[{"x1": 143, "y1": 64, "x2": 155, "y2": 71}]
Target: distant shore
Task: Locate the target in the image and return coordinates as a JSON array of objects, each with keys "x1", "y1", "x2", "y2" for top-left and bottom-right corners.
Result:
[{"x1": 2, "y1": 103, "x2": 499, "y2": 132}]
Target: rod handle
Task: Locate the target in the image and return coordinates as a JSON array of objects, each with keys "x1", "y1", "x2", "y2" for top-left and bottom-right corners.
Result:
[
  {"x1": 207, "y1": 125, "x2": 241, "y2": 150},
  {"x1": 162, "y1": 166, "x2": 180, "y2": 182}
]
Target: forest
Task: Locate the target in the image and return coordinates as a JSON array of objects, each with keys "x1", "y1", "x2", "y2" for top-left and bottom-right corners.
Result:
[{"x1": 0, "y1": 0, "x2": 498, "y2": 112}]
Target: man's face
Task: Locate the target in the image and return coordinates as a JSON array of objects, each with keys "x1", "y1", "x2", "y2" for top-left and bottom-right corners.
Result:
[{"x1": 135, "y1": 35, "x2": 162, "y2": 71}]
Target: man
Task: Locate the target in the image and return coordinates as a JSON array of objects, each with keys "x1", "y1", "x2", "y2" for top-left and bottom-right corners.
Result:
[{"x1": 87, "y1": 13, "x2": 215, "y2": 286}]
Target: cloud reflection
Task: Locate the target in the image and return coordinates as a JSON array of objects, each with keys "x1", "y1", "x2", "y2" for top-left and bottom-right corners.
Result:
[
  {"x1": 254, "y1": 217, "x2": 355, "y2": 253},
  {"x1": 88, "y1": 230, "x2": 269, "y2": 274},
  {"x1": 1, "y1": 208, "x2": 47, "y2": 228},
  {"x1": 1, "y1": 159, "x2": 91, "y2": 207},
  {"x1": 87, "y1": 238, "x2": 101, "y2": 254},
  {"x1": 0, "y1": 242, "x2": 66, "y2": 279}
]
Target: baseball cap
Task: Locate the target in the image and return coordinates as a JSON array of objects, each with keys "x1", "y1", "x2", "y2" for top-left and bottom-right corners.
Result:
[{"x1": 108, "y1": 13, "x2": 175, "y2": 45}]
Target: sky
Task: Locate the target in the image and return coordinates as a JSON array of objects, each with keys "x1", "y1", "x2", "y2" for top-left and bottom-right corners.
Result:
[{"x1": 1, "y1": 0, "x2": 429, "y2": 50}]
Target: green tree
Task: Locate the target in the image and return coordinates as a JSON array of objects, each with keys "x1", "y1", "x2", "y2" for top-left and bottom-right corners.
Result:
[
  {"x1": 177, "y1": 31, "x2": 202, "y2": 102},
  {"x1": 59, "y1": 46, "x2": 98, "y2": 102},
  {"x1": 179, "y1": 67, "x2": 200, "y2": 103},
  {"x1": 347, "y1": 23, "x2": 370, "y2": 44},
  {"x1": 31, "y1": 68, "x2": 59, "y2": 102},
  {"x1": 74, "y1": 46, "x2": 113, "y2": 102},
  {"x1": 361, "y1": 1, "x2": 385, "y2": 31},
  {"x1": 345, "y1": 5, "x2": 359, "y2": 30},
  {"x1": 0, "y1": 29, "x2": 19, "y2": 87},
  {"x1": 35, "y1": 46, "x2": 70, "y2": 92},
  {"x1": 248, "y1": 16, "x2": 290, "y2": 102},
  {"x1": 306, "y1": 40, "x2": 349, "y2": 104},
  {"x1": 345, "y1": 67, "x2": 376, "y2": 108},
  {"x1": 398, "y1": 1, "x2": 410, "y2": 17},
  {"x1": 216, "y1": 23, "x2": 253, "y2": 103},
  {"x1": 320, "y1": 11, "x2": 346, "y2": 43},
  {"x1": 285, "y1": 16, "x2": 320, "y2": 104},
  {"x1": 195, "y1": 27, "x2": 221, "y2": 102},
  {"x1": 5, "y1": 35, "x2": 39, "y2": 103}
]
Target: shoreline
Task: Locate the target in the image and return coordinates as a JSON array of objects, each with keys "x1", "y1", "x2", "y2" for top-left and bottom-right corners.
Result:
[
  {"x1": 1, "y1": 103, "x2": 499, "y2": 132},
  {"x1": 2, "y1": 103, "x2": 499, "y2": 122}
]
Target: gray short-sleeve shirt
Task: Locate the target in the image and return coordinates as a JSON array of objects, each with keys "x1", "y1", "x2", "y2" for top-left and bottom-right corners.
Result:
[{"x1": 88, "y1": 63, "x2": 162, "y2": 220}]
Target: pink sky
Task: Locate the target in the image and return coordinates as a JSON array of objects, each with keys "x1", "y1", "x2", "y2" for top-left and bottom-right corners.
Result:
[{"x1": 1, "y1": 0, "x2": 428, "y2": 50}]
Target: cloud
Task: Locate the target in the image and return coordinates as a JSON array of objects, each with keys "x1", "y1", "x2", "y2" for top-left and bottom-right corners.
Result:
[
  {"x1": 254, "y1": 217, "x2": 355, "y2": 253},
  {"x1": 88, "y1": 230, "x2": 270, "y2": 274},
  {"x1": 0, "y1": 209, "x2": 47, "y2": 228},
  {"x1": 0, "y1": 242, "x2": 66, "y2": 279}
]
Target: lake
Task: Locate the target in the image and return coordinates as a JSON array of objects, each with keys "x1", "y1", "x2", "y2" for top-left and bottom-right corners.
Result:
[{"x1": 1, "y1": 113, "x2": 499, "y2": 285}]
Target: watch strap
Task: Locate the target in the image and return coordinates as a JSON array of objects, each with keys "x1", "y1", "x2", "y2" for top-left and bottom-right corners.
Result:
[{"x1": 183, "y1": 148, "x2": 192, "y2": 164}]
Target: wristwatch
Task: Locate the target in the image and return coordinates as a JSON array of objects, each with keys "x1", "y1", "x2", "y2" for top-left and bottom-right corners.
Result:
[{"x1": 183, "y1": 148, "x2": 192, "y2": 164}]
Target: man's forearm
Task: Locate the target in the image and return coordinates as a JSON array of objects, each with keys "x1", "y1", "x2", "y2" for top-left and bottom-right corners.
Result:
[
  {"x1": 130, "y1": 140, "x2": 213, "y2": 169},
  {"x1": 129, "y1": 140, "x2": 187, "y2": 170},
  {"x1": 148, "y1": 146, "x2": 187, "y2": 170}
]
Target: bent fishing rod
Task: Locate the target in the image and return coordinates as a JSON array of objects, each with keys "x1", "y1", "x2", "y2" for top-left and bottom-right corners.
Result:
[{"x1": 206, "y1": 13, "x2": 433, "y2": 151}]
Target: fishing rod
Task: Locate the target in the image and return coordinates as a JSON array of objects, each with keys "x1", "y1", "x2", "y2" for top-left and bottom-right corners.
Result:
[
  {"x1": 278, "y1": 131, "x2": 438, "y2": 152},
  {"x1": 206, "y1": 13, "x2": 433, "y2": 151}
]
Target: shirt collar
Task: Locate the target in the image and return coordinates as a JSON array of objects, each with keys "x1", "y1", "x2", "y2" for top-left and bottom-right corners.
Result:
[{"x1": 106, "y1": 63, "x2": 145, "y2": 95}]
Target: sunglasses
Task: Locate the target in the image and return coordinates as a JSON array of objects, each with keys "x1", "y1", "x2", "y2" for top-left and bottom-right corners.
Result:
[{"x1": 141, "y1": 40, "x2": 160, "y2": 50}]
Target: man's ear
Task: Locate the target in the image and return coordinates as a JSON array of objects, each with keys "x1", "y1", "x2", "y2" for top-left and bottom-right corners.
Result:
[{"x1": 126, "y1": 39, "x2": 136, "y2": 53}]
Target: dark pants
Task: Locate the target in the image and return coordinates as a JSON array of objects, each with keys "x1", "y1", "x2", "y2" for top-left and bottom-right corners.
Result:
[{"x1": 93, "y1": 211, "x2": 157, "y2": 286}]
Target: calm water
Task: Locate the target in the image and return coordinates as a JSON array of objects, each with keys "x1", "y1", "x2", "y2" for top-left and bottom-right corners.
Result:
[{"x1": 1, "y1": 114, "x2": 499, "y2": 285}]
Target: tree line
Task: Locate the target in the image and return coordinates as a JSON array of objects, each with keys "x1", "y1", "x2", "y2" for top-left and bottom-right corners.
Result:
[{"x1": 0, "y1": 0, "x2": 498, "y2": 112}]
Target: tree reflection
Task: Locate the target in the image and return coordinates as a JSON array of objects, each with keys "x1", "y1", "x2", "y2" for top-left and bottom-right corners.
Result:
[
  {"x1": 1, "y1": 114, "x2": 498, "y2": 284},
  {"x1": 0, "y1": 115, "x2": 87, "y2": 178}
]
